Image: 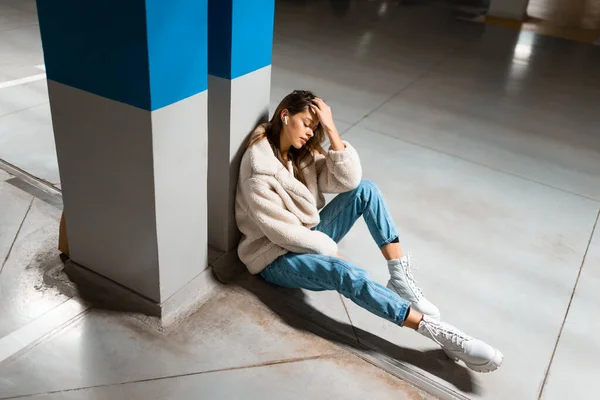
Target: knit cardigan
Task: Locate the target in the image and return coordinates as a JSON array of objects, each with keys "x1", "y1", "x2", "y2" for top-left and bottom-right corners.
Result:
[{"x1": 235, "y1": 124, "x2": 363, "y2": 274}]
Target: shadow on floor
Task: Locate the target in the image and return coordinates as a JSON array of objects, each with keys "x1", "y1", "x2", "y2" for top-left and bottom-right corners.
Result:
[
  {"x1": 45, "y1": 250, "x2": 475, "y2": 395},
  {"x1": 229, "y1": 271, "x2": 477, "y2": 395}
]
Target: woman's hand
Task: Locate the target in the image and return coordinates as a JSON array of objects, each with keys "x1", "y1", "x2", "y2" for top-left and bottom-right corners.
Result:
[
  {"x1": 310, "y1": 98, "x2": 336, "y2": 133},
  {"x1": 311, "y1": 98, "x2": 345, "y2": 151}
]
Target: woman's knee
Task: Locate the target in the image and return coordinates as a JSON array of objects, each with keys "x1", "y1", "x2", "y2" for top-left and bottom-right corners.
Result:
[{"x1": 355, "y1": 180, "x2": 382, "y2": 199}]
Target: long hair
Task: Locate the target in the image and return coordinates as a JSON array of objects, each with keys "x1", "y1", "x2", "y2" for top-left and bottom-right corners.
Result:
[{"x1": 248, "y1": 90, "x2": 326, "y2": 185}]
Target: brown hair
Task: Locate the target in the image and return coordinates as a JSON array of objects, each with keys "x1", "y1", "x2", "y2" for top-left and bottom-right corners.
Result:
[{"x1": 248, "y1": 90, "x2": 326, "y2": 185}]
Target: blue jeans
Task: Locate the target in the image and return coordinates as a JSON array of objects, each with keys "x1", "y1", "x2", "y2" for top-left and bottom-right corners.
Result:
[{"x1": 260, "y1": 180, "x2": 411, "y2": 325}]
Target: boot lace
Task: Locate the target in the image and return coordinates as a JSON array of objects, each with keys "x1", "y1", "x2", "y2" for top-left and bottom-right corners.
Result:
[
  {"x1": 402, "y1": 254, "x2": 424, "y2": 299},
  {"x1": 424, "y1": 319, "x2": 472, "y2": 349}
]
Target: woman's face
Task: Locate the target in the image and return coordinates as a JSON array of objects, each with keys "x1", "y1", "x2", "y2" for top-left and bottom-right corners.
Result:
[{"x1": 281, "y1": 107, "x2": 319, "y2": 150}]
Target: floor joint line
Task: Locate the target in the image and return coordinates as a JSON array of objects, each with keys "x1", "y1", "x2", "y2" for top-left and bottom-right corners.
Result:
[
  {"x1": 342, "y1": 43, "x2": 466, "y2": 135},
  {"x1": 537, "y1": 207, "x2": 600, "y2": 399},
  {"x1": 0, "y1": 354, "x2": 332, "y2": 400},
  {"x1": 0, "y1": 197, "x2": 33, "y2": 276},
  {"x1": 362, "y1": 127, "x2": 600, "y2": 203},
  {"x1": 339, "y1": 293, "x2": 361, "y2": 344}
]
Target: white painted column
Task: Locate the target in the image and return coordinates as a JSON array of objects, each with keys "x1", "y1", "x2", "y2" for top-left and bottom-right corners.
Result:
[
  {"x1": 207, "y1": 0, "x2": 275, "y2": 254},
  {"x1": 36, "y1": 0, "x2": 214, "y2": 323},
  {"x1": 488, "y1": 0, "x2": 531, "y2": 20}
]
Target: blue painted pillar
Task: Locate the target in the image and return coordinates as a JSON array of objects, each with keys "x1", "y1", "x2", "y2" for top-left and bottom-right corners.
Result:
[
  {"x1": 207, "y1": 0, "x2": 275, "y2": 253},
  {"x1": 36, "y1": 0, "x2": 212, "y2": 319}
]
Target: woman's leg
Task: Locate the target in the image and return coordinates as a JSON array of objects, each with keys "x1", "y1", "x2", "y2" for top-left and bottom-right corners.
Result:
[
  {"x1": 261, "y1": 253, "x2": 411, "y2": 325},
  {"x1": 315, "y1": 180, "x2": 440, "y2": 319},
  {"x1": 314, "y1": 180, "x2": 399, "y2": 252},
  {"x1": 381, "y1": 241, "x2": 403, "y2": 261},
  {"x1": 261, "y1": 253, "x2": 503, "y2": 373}
]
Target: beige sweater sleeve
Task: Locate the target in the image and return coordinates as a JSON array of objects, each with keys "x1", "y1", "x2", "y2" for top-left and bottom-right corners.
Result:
[
  {"x1": 244, "y1": 178, "x2": 338, "y2": 256},
  {"x1": 316, "y1": 141, "x2": 362, "y2": 194}
]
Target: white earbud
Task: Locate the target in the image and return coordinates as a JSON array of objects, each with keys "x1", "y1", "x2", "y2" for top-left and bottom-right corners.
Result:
[{"x1": 284, "y1": 116, "x2": 288, "y2": 125}]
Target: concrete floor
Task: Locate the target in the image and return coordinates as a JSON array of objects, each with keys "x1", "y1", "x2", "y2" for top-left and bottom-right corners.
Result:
[
  {"x1": 1, "y1": 0, "x2": 600, "y2": 399},
  {"x1": 0, "y1": 171, "x2": 433, "y2": 399}
]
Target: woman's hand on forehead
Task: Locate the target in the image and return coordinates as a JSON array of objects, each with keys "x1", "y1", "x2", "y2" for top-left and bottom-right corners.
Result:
[{"x1": 310, "y1": 98, "x2": 335, "y2": 132}]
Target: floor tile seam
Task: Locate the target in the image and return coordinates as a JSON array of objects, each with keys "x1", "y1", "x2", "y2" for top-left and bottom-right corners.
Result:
[
  {"x1": 0, "y1": 304, "x2": 91, "y2": 371},
  {"x1": 247, "y1": 293, "x2": 471, "y2": 400},
  {"x1": 537, "y1": 206, "x2": 600, "y2": 399},
  {"x1": 0, "y1": 2, "x2": 39, "y2": 17},
  {"x1": 0, "y1": 101, "x2": 49, "y2": 120},
  {"x1": 338, "y1": 293, "x2": 361, "y2": 343},
  {"x1": 334, "y1": 337, "x2": 471, "y2": 400},
  {"x1": 0, "y1": 354, "x2": 341, "y2": 399},
  {"x1": 0, "y1": 295, "x2": 72, "y2": 346},
  {"x1": 0, "y1": 158, "x2": 61, "y2": 196},
  {"x1": 5, "y1": 178, "x2": 62, "y2": 210},
  {"x1": 0, "y1": 197, "x2": 33, "y2": 275},
  {"x1": 342, "y1": 44, "x2": 468, "y2": 135},
  {"x1": 358, "y1": 126, "x2": 600, "y2": 204},
  {"x1": 0, "y1": 23, "x2": 39, "y2": 34}
]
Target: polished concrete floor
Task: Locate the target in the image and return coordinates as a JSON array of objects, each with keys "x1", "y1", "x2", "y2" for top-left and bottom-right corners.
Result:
[
  {"x1": 1, "y1": 0, "x2": 600, "y2": 399},
  {"x1": 0, "y1": 170, "x2": 432, "y2": 400}
]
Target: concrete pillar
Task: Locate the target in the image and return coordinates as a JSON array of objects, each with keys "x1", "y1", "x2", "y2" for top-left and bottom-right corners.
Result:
[
  {"x1": 36, "y1": 0, "x2": 214, "y2": 324},
  {"x1": 488, "y1": 0, "x2": 531, "y2": 20},
  {"x1": 207, "y1": 0, "x2": 275, "y2": 254}
]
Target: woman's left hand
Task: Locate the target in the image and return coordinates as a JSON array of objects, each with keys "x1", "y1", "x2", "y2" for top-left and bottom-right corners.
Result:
[{"x1": 310, "y1": 98, "x2": 336, "y2": 133}]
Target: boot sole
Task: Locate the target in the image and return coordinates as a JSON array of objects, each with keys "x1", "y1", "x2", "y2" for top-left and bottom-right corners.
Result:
[{"x1": 445, "y1": 349, "x2": 504, "y2": 373}]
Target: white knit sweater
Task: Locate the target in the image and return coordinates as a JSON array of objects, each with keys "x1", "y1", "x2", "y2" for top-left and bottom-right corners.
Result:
[{"x1": 235, "y1": 125, "x2": 363, "y2": 274}]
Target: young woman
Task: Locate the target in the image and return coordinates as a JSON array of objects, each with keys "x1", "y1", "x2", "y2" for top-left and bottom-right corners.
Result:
[{"x1": 235, "y1": 90, "x2": 503, "y2": 373}]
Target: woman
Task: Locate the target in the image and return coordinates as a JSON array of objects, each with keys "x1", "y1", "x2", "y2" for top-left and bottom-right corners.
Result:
[{"x1": 235, "y1": 90, "x2": 503, "y2": 373}]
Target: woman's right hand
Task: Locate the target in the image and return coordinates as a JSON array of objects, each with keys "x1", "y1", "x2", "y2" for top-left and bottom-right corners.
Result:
[{"x1": 310, "y1": 98, "x2": 336, "y2": 133}]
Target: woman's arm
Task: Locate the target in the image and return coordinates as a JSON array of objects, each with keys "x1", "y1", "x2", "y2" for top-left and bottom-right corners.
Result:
[
  {"x1": 243, "y1": 177, "x2": 338, "y2": 256},
  {"x1": 314, "y1": 144, "x2": 362, "y2": 193},
  {"x1": 311, "y1": 98, "x2": 362, "y2": 193},
  {"x1": 311, "y1": 98, "x2": 345, "y2": 151}
]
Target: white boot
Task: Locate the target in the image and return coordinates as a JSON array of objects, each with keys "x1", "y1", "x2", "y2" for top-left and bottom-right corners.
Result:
[
  {"x1": 418, "y1": 315, "x2": 504, "y2": 373},
  {"x1": 387, "y1": 255, "x2": 440, "y2": 320}
]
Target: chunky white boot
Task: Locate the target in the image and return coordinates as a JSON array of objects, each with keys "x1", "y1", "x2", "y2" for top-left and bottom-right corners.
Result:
[
  {"x1": 387, "y1": 255, "x2": 440, "y2": 320},
  {"x1": 418, "y1": 315, "x2": 504, "y2": 373}
]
